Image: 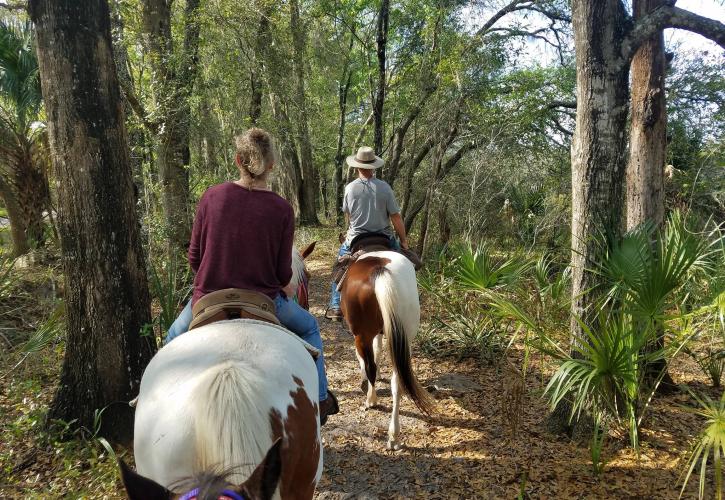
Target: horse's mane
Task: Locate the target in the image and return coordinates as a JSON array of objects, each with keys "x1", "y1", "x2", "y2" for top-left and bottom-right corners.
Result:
[{"x1": 192, "y1": 358, "x2": 271, "y2": 485}]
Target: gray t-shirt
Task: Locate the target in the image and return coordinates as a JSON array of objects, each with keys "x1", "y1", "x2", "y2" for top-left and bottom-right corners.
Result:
[{"x1": 342, "y1": 177, "x2": 400, "y2": 244}]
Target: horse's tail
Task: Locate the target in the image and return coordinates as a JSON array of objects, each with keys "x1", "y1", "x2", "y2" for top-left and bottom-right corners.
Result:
[
  {"x1": 192, "y1": 360, "x2": 269, "y2": 483},
  {"x1": 373, "y1": 260, "x2": 434, "y2": 415}
]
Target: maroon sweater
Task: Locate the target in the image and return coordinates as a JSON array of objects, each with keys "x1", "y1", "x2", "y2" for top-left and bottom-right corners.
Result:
[{"x1": 188, "y1": 182, "x2": 294, "y2": 303}]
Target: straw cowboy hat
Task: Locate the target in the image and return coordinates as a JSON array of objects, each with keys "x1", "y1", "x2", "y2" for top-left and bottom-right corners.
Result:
[{"x1": 346, "y1": 146, "x2": 384, "y2": 169}]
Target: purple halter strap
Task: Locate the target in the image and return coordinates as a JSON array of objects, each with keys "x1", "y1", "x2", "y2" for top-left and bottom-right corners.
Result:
[{"x1": 178, "y1": 487, "x2": 245, "y2": 500}]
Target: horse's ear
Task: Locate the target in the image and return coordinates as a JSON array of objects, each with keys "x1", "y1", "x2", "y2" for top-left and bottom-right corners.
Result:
[
  {"x1": 118, "y1": 459, "x2": 171, "y2": 500},
  {"x1": 300, "y1": 241, "x2": 316, "y2": 259},
  {"x1": 240, "y1": 438, "x2": 283, "y2": 500}
]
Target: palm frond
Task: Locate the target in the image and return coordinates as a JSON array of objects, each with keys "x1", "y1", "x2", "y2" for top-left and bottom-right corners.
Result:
[
  {"x1": 20, "y1": 303, "x2": 65, "y2": 354},
  {"x1": 0, "y1": 21, "x2": 41, "y2": 128},
  {"x1": 452, "y1": 243, "x2": 531, "y2": 291},
  {"x1": 680, "y1": 390, "x2": 725, "y2": 500}
]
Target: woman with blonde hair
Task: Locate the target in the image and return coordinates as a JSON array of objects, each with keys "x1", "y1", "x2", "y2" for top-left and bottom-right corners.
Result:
[{"x1": 165, "y1": 128, "x2": 338, "y2": 424}]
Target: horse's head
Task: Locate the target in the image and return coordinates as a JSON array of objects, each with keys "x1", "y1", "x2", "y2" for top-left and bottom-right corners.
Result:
[
  {"x1": 119, "y1": 439, "x2": 282, "y2": 500},
  {"x1": 291, "y1": 241, "x2": 316, "y2": 310}
]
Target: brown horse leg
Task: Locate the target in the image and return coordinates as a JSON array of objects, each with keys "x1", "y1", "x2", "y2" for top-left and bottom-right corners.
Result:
[{"x1": 354, "y1": 334, "x2": 378, "y2": 409}]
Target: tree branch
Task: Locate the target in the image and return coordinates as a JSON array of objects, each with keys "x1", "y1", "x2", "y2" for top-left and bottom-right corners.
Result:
[
  {"x1": 119, "y1": 79, "x2": 159, "y2": 133},
  {"x1": 528, "y1": 5, "x2": 571, "y2": 23},
  {"x1": 440, "y1": 141, "x2": 476, "y2": 180},
  {"x1": 461, "y1": 0, "x2": 534, "y2": 56},
  {"x1": 622, "y1": 5, "x2": 725, "y2": 62},
  {"x1": 386, "y1": 83, "x2": 437, "y2": 186},
  {"x1": 550, "y1": 116, "x2": 573, "y2": 137},
  {"x1": 546, "y1": 100, "x2": 577, "y2": 110}
]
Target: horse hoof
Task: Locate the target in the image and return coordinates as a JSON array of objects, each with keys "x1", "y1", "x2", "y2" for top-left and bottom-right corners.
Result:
[{"x1": 387, "y1": 440, "x2": 402, "y2": 451}]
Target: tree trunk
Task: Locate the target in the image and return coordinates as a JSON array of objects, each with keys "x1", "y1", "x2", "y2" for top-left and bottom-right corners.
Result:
[
  {"x1": 416, "y1": 144, "x2": 446, "y2": 257},
  {"x1": 29, "y1": 0, "x2": 156, "y2": 444},
  {"x1": 111, "y1": 3, "x2": 145, "y2": 191},
  {"x1": 334, "y1": 37, "x2": 354, "y2": 226},
  {"x1": 403, "y1": 135, "x2": 468, "y2": 233},
  {"x1": 400, "y1": 163, "x2": 416, "y2": 219},
  {"x1": 401, "y1": 137, "x2": 434, "y2": 220},
  {"x1": 141, "y1": 0, "x2": 202, "y2": 250},
  {"x1": 548, "y1": 0, "x2": 631, "y2": 436},
  {"x1": 627, "y1": 0, "x2": 676, "y2": 392},
  {"x1": 0, "y1": 174, "x2": 29, "y2": 256},
  {"x1": 290, "y1": 0, "x2": 319, "y2": 225},
  {"x1": 416, "y1": 187, "x2": 433, "y2": 257},
  {"x1": 347, "y1": 111, "x2": 374, "y2": 184},
  {"x1": 570, "y1": 0, "x2": 630, "y2": 338},
  {"x1": 269, "y1": 94, "x2": 302, "y2": 216},
  {"x1": 249, "y1": 7, "x2": 272, "y2": 126},
  {"x1": 373, "y1": 0, "x2": 389, "y2": 156},
  {"x1": 12, "y1": 151, "x2": 49, "y2": 250},
  {"x1": 199, "y1": 100, "x2": 218, "y2": 174},
  {"x1": 627, "y1": 0, "x2": 666, "y2": 231},
  {"x1": 437, "y1": 200, "x2": 451, "y2": 248},
  {"x1": 386, "y1": 86, "x2": 437, "y2": 188}
]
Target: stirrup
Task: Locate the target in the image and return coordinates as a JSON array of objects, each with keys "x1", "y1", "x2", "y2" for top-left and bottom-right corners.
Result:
[{"x1": 325, "y1": 307, "x2": 343, "y2": 321}]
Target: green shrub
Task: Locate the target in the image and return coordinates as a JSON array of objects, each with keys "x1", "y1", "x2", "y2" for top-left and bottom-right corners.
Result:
[{"x1": 149, "y1": 251, "x2": 191, "y2": 338}]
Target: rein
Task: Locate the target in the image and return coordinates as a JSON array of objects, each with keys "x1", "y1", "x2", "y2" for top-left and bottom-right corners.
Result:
[{"x1": 178, "y1": 488, "x2": 245, "y2": 500}]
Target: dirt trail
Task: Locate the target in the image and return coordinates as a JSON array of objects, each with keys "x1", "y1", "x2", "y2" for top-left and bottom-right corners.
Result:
[{"x1": 306, "y1": 240, "x2": 700, "y2": 499}]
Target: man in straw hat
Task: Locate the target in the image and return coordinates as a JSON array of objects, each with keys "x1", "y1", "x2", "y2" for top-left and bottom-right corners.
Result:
[{"x1": 326, "y1": 146, "x2": 410, "y2": 321}]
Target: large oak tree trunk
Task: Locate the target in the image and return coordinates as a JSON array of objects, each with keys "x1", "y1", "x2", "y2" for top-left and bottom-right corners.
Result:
[
  {"x1": 30, "y1": 0, "x2": 156, "y2": 444},
  {"x1": 570, "y1": 0, "x2": 630, "y2": 341},
  {"x1": 548, "y1": 0, "x2": 631, "y2": 436}
]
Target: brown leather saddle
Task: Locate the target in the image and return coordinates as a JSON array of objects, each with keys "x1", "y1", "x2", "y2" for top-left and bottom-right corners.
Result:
[
  {"x1": 188, "y1": 288, "x2": 280, "y2": 331},
  {"x1": 350, "y1": 233, "x2": 393, "y2": 253}
]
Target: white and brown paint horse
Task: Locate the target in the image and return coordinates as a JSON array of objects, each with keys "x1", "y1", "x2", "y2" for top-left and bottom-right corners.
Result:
[
  {"x1": 340, "y1": 250, "x2": 434, "y2": 449},
  {"x1": 126, "y1": 320, "x2": 322, "y2": 499}
]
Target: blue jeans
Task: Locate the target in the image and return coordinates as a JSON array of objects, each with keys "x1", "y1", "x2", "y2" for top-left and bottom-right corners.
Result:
[
  {"x1": 165, "y1": 300, "x2": 193, "y2": 345},
  {"x1": 164, "y1": 295, "x2": 329, "y2": 402},
  {"x1": 328, "y1": 237, "x2": 399, "y2": 309}
]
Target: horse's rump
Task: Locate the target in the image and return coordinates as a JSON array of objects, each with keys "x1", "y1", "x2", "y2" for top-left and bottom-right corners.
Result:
[{"x1": 134, "y1": 320, "x2": 322, "y2": 497}]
